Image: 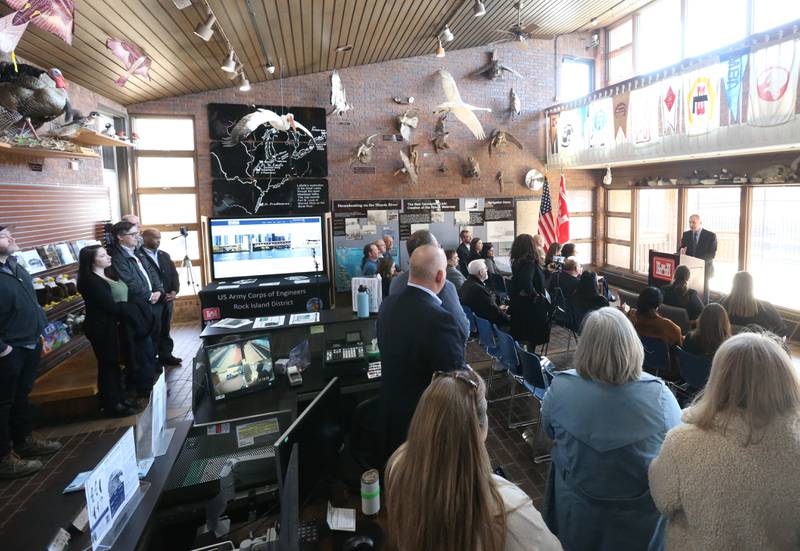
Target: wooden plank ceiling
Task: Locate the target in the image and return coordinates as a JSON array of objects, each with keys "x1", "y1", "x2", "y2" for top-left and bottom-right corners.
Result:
[{"x1": 0, "y1": 0, "x2": 640, "y2": 106}]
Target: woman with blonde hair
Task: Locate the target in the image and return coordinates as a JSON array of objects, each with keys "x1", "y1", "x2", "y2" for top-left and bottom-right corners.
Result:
[
  {"x1": 719, "y1": 271, "x2": 785, "y2": 335},
  {"x1": 649, "y1": 332, "x2": 800, "y2": 550},
  {"x1": 386, "y1": 368, "x2": 561, "y2": 551},
  {"x1": 541, "y1": 307, "x2": 681, "y2": 551}
]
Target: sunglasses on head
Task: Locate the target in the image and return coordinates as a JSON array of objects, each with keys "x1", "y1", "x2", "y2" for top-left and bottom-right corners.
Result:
[{"x1": 432, "y1": 370, "x2": 479, "y2": 391}]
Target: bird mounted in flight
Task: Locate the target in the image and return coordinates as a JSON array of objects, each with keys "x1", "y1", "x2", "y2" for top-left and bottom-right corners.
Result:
[
  {"x1": 222, "y1": 108, "x2": 315, "y2": 147},
  {"x1": 329, "y1": 70, "x2": 352, "y2": 118},
  {"x1": 433, "y1": 69, "x2": 491, "y2": 140}
]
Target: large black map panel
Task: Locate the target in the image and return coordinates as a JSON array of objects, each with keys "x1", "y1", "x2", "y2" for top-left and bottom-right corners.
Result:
[
  {"x1": 212, "y1": 178, "x2": 329, "y2": 217},
  {"x1": 208, "y1": 103, "x2": 328, "y2": 179}
]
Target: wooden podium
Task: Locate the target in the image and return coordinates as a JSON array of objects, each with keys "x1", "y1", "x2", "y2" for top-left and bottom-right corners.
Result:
[{"x1": 648, "y1": 250, "x2": 707, "y2": 300}]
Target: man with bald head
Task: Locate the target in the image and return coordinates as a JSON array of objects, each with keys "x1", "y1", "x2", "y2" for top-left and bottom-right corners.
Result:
[
  {"x1": 141, "y1": 228, "x2": 182, "y2": 368},
  {"x1": 679, "y1": 214, "x2": 717, "y2": 288},
  {"x1": 377, "y1": 244, "x2": 466, "y2": 456}
]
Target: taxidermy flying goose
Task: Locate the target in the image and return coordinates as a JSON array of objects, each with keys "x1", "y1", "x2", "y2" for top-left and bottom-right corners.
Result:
[
  {"x1": 433, "y1": 69, "x2": 491, "y2": 140},
  {"x1": 222, "y1": 108, "x2": 315, "y2": 147},
  {"x1": 329, "y1": 70, "x2": 352, "y2": 118}
]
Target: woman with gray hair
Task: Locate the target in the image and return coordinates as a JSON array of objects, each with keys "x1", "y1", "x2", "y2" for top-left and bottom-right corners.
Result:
[
  {"x1": 541, "y1": 307, "x2": 681, "y2": 551},
  {"x1": 649, "y1": 332, "x2": 800, "y2": 550}
]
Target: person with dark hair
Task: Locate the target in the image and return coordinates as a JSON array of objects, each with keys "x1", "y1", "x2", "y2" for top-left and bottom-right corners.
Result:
[
  {"x1": 389, "y1": 230, "x2": 469, "y2": 342},
  {"x1": 360, "y1": 243, "x2": 379, "y2": 276},
  {"x1": 570, "y1": 271, "x2": 609, "y2": 327},
  {"x1": 509, "y1": 234, "x2": 546, "y2": 297},
  {"x1": 560, "y1": 242, "x2": 576, "y2": 260},
  {"x1": 0, "y1": 225, "x2": 61, "y2": 479},
  {"x1": 468, "y1": 237, "x2": 483, "y2": 264},
  {"x1": 377, "y1": 256, "x2": 396, "y2": 297},
  {"x1": 141, "y1": 229, "x2": 182, "y2": 368},
  {"x1": 628, "y1": 287, "x2": 682, "y2": 379},
  {"x1": 719, "y1": 271, "x2": 786, "y2": 336},
  {"x1": 682, "y1": 303, "x2": 731, "y2": 358},
  {"x1": 508, "y1": 234, "x2": 548, "y2": 346},
  {"x1": 444, "y1": 249, "x2": 466, "y2": 291},
  {"x1": 661, "y1": 265, "x2": 704, "y2": 321},
  {"x1": 457, "y1": 229, "x2": 472, "y2": 276},
  {"x1": 480, "y1": 242, "x2": 510, "y2": 277},
  {"x1": 77, "y1": 245, "x2": 137, "y2": 417}
]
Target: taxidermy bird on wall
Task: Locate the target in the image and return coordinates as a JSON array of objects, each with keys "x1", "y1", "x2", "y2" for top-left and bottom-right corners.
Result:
[
  {"x1": 351, "y1": 133, "x2": 378, "y2": 165},
  {"x1": 509, "y1": 88, "x2": 521, "y2": 119},
  {"x1": 50, "y1": 110, "x2": 98, "y2": 138},
  {"x1": 395, "y1": 145, "x2": 419, "y2": 185},
  {"x1": 397, "y1": 109, "x2": 418, "y2": 141},
  {"x1": 488, "y1": 129, "x2": 523, "y2": 156},
  {"x1": 329, "y1": 70, "x2": 352, "y2": 118},
  {"x1": 473, "y1": 51, "x2": 522, "y2": 80},
  {"x1": 433, "y1": 69, "x2": 491, "y2": 140},
  {"x1": 222, "y1": 108, "x2": 315, "y2": 147},
  {"x1": 465, "y1": 156, "x2": 480, "y2": 179},
  {"x1": 431, "y1": 113, "x2": 450, "y2": 154},
  {"x1": 0, "y1": 62, "x2": 75, "y2": 138},
  {"x1": 106, "y1": 38, "x2": 152, "y2": 87}
]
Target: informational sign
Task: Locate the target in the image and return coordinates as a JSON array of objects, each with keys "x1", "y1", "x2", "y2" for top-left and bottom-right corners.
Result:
[
  {"x1": 403, "y1": 198, "x2": 459, "y2": 212},
  {"x1": 484, "y1": 198, "x2": 514, "y2": 221},
  {"x1": 398, "y1": 212, "x2": 432, "y2": 240}
]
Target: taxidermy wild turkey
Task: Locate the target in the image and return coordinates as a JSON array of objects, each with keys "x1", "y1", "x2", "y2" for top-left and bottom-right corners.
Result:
[{"x1": 0, "y1": 62, "x2": 77, "y2": 138}]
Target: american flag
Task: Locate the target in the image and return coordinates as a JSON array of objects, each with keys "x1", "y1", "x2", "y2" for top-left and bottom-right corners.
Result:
[
  {"x1": 538, "y1": 178, "x2": 558, "y2": 248},
  {"x1": 557, "y1": 174, "x2": 570, "y2": 242}
]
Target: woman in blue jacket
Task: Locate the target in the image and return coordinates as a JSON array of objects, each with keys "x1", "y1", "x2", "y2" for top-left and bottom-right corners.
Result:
[{"x1": 541, "y1": 307, "x2": 681, "y2": 551}]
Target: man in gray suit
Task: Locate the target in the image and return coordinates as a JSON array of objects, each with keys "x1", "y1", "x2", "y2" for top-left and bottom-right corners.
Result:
[{"x1": 389, "y1": 230, "x2": 470, "y2": 342}]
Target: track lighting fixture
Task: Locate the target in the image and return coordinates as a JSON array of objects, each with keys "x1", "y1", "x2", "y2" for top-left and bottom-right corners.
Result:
[
  {"x1": 193, "y1": 10, "x2": 216, "y2": 41},
  {"x1": 172, "y1": 0, "x2": 192, "y2": 8},
  {"x1": 221, "y1": 50, "x2": 237, "y2": 73},
  {"x1": 441, "y1": 25, "x2": 454, "y2": 42},
  {"x1": 436, "y1": 38, "x2": 445, "y2": 58},
  {"x1": 473, "y1": 1, "x2": 486, "y2": 17},
  {"x1": 266, "y1": 60, "x2": 276, "y2": 74},
  {"x1": 237, "y1": 73, "x2": 251, "y2": 92}
]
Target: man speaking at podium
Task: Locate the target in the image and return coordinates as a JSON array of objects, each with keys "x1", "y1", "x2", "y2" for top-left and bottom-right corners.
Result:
[{"x1": 679, "y1": 214, "x2": 718, "y2": 279}]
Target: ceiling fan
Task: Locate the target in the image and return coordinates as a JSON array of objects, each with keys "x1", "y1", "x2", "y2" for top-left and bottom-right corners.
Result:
[{"x1": 490, "y1": 1, "x2": 545, "y2": 48}]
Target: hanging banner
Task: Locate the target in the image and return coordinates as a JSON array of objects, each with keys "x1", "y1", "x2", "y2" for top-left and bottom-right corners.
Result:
[
  {"x1": 587, "y1": 98, "x2": 613, "y2": 148},
  {"x1": 722, "y1": 51, "x2": 748, "y2": 124},
  {"x1": 684, "y1": 65, "x2": 722, "y2": 135},
  {"x1": 612, "y1": 91, "x2": 630, "y2": 142},
  {"x1": 660, "y1": 78, "x2": 681, "y2": 136},
  {"x1": 557, "y1": 109, "x2": 580, "y2": 156},
  {"x1": 748, "y1": 39, "x2": 800, "y2": 127},
  {"x1": 630, "y1": 85, "x2": 660, "y2": 146},
  {"x1": 549, "y1": 113, "x2": 559, "y2": 155}
]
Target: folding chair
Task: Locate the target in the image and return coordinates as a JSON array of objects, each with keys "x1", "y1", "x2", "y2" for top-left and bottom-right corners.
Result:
[
  {"x1": 462, "y1": 304, "x2": 478, "y2": 342},
  {"x1": 514, "y1": 343, "x2": 552, "y2": 464},
  {"x1": 475, "y1": 315, "x2": 502, "y2": 396},
  {"x1": 550, "y1": 287, "x2": 579, "y2": 353},
  {"x1": 675, "y1": 346, "x2": 712, "y2": 391},
  {"x1": 640, "y1": 336, "x2": 671, "y2": 379}
]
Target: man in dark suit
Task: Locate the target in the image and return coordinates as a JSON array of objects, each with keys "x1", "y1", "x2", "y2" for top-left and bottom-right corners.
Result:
[
  {"x1": 378, "y1": 244, "x2": 466, "y2": 456},
  {"x1": 459, "y1": 259, "x2": 510, "y2": 329},
  {"x1": 142, "y1": 229, "x2": 182, "y2": 368},
  {"x1": 547, "y1": 256, "x2": 581, "y2": 300},
  {"x1": 679, "y1": 214, "x2": 718, "y2": 279},
  {"x1": 456, "y1": 229, "x2": 471, "y2": 276}
]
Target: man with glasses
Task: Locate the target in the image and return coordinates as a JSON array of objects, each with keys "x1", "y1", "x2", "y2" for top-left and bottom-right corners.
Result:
[{"x1": 0, "y1": 225, "x2": 62, "y2": 479}]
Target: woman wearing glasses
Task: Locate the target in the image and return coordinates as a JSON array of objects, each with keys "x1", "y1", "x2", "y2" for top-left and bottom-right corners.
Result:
[
  {"x1": 386, "y1": 368, "x2": 562, "y2": 551},
  {"x1": 540, "y1": 307, "x2": 681, "y2": 551}
]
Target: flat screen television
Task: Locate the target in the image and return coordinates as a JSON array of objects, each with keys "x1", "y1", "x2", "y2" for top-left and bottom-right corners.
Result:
[
  {"x1": 205, "y1": 336, "x2": 275, "y2": 400},
  {"x1": 209, "y1": 216, "x2": 325, "y2": 280}
]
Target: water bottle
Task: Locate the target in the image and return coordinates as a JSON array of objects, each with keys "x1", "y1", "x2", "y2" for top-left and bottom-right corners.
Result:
[{"x1": 357, "y1": 284, "x2": 370, "y2": 318}]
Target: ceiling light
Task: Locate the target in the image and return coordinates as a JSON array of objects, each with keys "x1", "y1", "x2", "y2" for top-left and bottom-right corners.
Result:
[
  {"x1": 172, "y1": 0, "x2": 192, "y2": 8},
  {"x1": 266, "y1": 60, "x2": 276, "y2": 74},
  {"x1": 194, "y1": 11, "x2": 216, "y2": 41},
  {"x1": 441, "y1": 25, "x2": 454, "y2": 42},
  {"x1": 436, "y1": 38, "x2": 445, "y2": 58},
  {"x1": 228, "y1": 63, "x2": 243, "y2": 79},
  {"x1": 591, "y1": 17, "x2": 598, "y2": 26},
  {"x1": 237, "y1": 73, "x2": 251, "y2": 92},
  {"x1": 335, "y1": 44, "x2": 353, "y2": 52},
  {"x1": 473, "y1": 1, "x2": 486, "y2": 17},
  {"x1": 221, "y1": 50, "x2": 237, "y2": 73}
]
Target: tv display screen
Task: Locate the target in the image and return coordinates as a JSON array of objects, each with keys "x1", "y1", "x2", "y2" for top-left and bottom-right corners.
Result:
[
  {"x1": 206, "y1": 336, "x2": 275, "y2": 400},
  {"x1": 210, "y1": 216, "x2": 325, "y2": 280}
]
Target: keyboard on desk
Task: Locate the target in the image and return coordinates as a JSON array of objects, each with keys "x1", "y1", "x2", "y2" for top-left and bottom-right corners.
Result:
[{"x1": 325, "y1": 342, "x2": 365, "y2": 363}]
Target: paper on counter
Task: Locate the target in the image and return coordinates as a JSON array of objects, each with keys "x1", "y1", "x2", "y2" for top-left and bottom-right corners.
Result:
[
  {"x1": 253, "y1": 316, "x2": 284, "y2": 329},
  {"x1": 326, "y1": 501, "x2": 356, "y2": 532}
]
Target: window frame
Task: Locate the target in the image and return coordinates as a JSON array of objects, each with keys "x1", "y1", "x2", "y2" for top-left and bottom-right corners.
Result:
[
  {"x1": 607, "y1": 16, "x2": 635, "y2": 84},
  {"x1": 560, "y1": 56, "x2": 596, "y2": 102}
]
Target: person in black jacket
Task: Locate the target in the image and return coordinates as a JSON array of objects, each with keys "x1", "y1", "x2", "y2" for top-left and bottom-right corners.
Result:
[
  {"x1": 77, "y1": 245, "x2": 138, "y2": 417},
  {"x1": 571, "y1": 271, "x2": 610, "y2": 329},
  {"x1": 141, "y1": 229, "x2": 182, "y2": 368},
  {"x1": 548, "y1": 256, "x2": 581, "y2": 300},
  {"x1": 508, "y1": 234, "x2": 549, "y2": 347},
  {"x1": 0, "y1": 225, "x2": 62, "y2": 479},
  {"x1": 456, "y1": 229, "x2": 472, "y2": 276},
  {"x1": 459, "y1": 259, "x2": 510, "y2": 330},
  {"x1": 377, "y1": 244, "x2": 466, "y2": 457},
  {"x1": 661, "y1": 264, "x2": 704, "y2": 321},
  {"x1": 679, "y1": 214, "x2": 718, "y2": 279}
]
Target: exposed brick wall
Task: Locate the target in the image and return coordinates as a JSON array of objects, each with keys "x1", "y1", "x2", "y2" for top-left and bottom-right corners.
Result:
[{"x1": 127, "y1": 38, "x2": 598, "y2": 221}]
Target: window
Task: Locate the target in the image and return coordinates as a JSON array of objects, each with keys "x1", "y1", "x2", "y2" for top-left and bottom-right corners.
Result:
[
  {"x1": 561, "y1": 57, "x2": 594, "y2": 101},
  {"x1": 685, "y1": 0, "x2": 748, "y2": 57},
  {"x1": 685, "y1": 188, "x2": 740, "y2": 293},
  {"x1": 605, "y1": 189, "x2": 632, "y2": 269},
  {"x1": 753, "y1": 0, "x2": 800, "y2": 33},
  {"x1": 637, "y1": 0, "x2": 682, "y2": 74},
  {"x1": 132, "y1": 116, "x2": 202, "y2": 296},
  {"x1": 566, "y1": 188, "x2": 595, "y2": 263},
  {"x1": 635, "y1": 189, "x2": 678, "y2": 273},
  {"x1": 608, "y1": 19, "x2": 634, "y2": 83},
  {"x1": 748, "y1": 187, "x2": 800, "y2": 310}
]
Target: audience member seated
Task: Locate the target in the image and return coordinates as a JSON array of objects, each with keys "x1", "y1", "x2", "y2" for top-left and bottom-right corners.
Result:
[
  {"x1": 378, "y1": 244, "x2": 466, "y2": 456},
  {"x1": 361, "y1": 243, "x2": 379, "y2": 276},
  {"x1": 548, "y1": 256, "x2": 581, "y2": 300},
  {"x1": 507, "y1": 234, "x2": 548, "y2": 346},
  {"x1": 544, "y1": 241, "x2": 561, "y2": 270},
  {"x1": 542, "y1": 308, "x2": 681, "y2": 551},
  {"x1": 682, "y1": 303, "x2": 731, "y2": 359},
  {"x1": 628, "y1": 285, "x2": 682, "y2": 343},
  {"x1": 649, "y1": 333, "x2": 800, "y2": 551},
  {"x1": 661, "y1": 265, "x2": 704, "y2": 321},
  {"x1": 570, "y1": 270, "x2": 608, "y2": 327},
  {"x1": 387, "y1": 368, "x2": 562, "y2": 551},
  {"x1": 444, "y1": 249, "x2": 466, "y2": 291},
  {"x1": 457, "y1": 229, "x2": 472, "y2": 276},
  {"x1": 460, "y1": 259, "x2": 510, "y2": 330},
  {"x1": 480, "y1": 241, "x2": 511, "y2": 277},
  {"x1": 377, "y1": 256, "x2": 396, "y2": 297},
  {"x1": 390, "y1": 230, "x2": 469, "y2": 342},
  {"x1": 559, "y1": 242, "x2": 576, "y2": 260},
  {"x1": 719, "y1": 271, "x2": 786, "y2": 336}
]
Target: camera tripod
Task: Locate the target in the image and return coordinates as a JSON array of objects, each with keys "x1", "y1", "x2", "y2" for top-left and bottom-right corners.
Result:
[{"x1": 172, "y1": 226, "x2": 199, "y2": 294}]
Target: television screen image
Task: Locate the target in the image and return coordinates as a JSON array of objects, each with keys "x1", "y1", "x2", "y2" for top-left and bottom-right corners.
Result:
[
  {"x1": 207, "y1": 336, "x2": 275, "y2": 399},
  {"x1": 210, "y1": 216, "x2": 325, "y2": 279}
]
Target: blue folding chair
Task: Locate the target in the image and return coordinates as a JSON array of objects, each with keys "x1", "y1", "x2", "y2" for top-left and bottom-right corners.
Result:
[
  {"x1": 475, "y1": 315, "x2": 502, "y2": 396},
  {"x1": 551, "y1": 287, "x2": 579, "y2": 353},
  {"x1": 492, "y1": 327, "x2": 529, "y2": 406},
  {"x1": 513, "y1": 343, "x2": 552, "y2": 463},
  {"x1": 675, "y1": 346, "x2": 712, "y2": 391},
  {"x1": 462, "y1": 304, "x2": 478, "y2": 338},
  {"x1": 641, "y1": 336, "x2": 671, "y2": 378}
]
